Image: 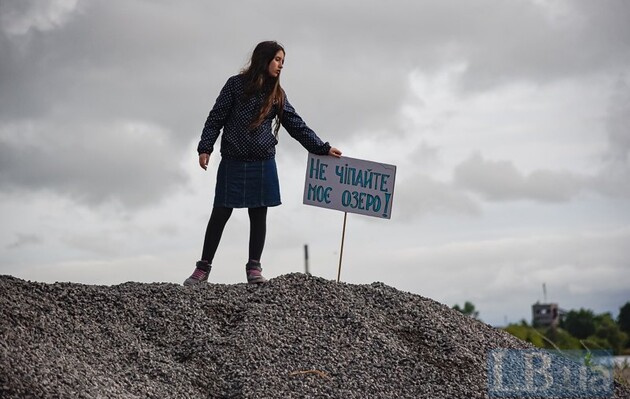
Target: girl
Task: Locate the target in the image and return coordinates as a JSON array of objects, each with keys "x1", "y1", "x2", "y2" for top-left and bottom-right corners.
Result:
[{"x1": 184, "y1": 41, "x2": 342, "y2": 286}]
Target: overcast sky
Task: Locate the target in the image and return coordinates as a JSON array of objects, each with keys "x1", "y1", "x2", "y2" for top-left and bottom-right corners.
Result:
[{"x1": 1, "y1": 0, "x2": 628, "y2": 326}]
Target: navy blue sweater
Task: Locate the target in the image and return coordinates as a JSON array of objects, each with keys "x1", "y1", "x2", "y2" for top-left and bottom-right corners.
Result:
[{"x1": 197, "y1": 75, "x2": 331, "y2": 161}]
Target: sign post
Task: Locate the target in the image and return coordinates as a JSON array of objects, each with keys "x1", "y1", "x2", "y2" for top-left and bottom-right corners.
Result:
[
  {"x1": 337, "y1": 212, "x2": 348, "y2": 283},
  {"x1": 303, "y1": 154, "x2": 397, "y2": 281}
]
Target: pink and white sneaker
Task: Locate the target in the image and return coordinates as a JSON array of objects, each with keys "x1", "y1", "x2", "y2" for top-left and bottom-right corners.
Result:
[
  {"x1": 246, "y1": 261, "x2": 267, "y2": 284},
  {"x1": 183, "y1": 261, "x2": 211, "y2": 286}
]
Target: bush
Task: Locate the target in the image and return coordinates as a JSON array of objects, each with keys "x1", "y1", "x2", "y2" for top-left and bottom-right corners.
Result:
[
  {"x1": 546, "y1": 327, "x2": 581, "y2": 350},
  {"x1": 504, "y1": 324, "x2": 545, "y2": 348}
]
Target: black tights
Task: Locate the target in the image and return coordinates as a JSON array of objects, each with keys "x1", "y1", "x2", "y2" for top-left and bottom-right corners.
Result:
[{"x1": 201, "y1": 207, "x2": 267, "y2": 264}]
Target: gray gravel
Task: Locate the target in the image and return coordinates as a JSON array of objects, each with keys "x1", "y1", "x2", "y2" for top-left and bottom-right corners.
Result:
[{"x1": 1, "y1": 273, "x2": 628, "y2": 398}]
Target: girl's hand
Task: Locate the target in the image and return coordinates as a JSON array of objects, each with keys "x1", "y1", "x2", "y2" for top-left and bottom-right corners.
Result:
[
  {"x1": 329, "y1": 147, "x2": 342, "y2": 158},
  {"x1": 199, "y1": 153, "x2": 210, "y2": 170}
]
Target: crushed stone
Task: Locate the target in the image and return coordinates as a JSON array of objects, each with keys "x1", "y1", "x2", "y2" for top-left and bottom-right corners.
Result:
[{"x1": 1, "y1": 273, "x2": 628, "y2": 398}]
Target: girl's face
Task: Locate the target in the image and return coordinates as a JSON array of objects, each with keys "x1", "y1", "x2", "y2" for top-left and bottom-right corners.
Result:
[{"x1": 267, "y1": 50, "x2": 284, "y2": 78}]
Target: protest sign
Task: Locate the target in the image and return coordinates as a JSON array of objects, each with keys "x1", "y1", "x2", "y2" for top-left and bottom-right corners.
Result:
[{"x1": 303, "y1": 154, "x2": 396, "y2": 219}]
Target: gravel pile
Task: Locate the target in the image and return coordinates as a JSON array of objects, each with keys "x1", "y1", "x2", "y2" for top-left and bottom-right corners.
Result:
[{"x1": 1, "y1": 273, "x2": 628, "y2": 398}]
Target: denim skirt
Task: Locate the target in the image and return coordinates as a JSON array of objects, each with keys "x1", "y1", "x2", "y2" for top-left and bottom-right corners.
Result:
[{"x1": 213, "y1": 158, "x2": 281, "y2": 208}]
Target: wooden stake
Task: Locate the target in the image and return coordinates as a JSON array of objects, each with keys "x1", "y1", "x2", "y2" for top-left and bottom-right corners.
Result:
[{"x1": 337, "y1": 212, "x2": 348, "y2": 283}]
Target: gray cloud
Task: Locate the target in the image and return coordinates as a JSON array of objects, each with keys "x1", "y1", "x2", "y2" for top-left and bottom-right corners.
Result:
[
  {"x1": 454, "y1": 152, "x2": 585, "y2": 202},
  {"x1": 6, "y1": 233, "x2": 43, "y2": 250},
  {"x1": 1, "y1": 0, "x2": 629, "y2": 211},
  {"x1": 407, "y1": 142, "x2": 443, "y2": 172},
  {"x1": 5, "y1": 1, "x2": 625, "y2": 134},
  {"x1": 605, "y1": 77, "x2": 630, "y2": 163},
  {"x1": 396, "y1": 173, "x2": 480, "y2": 218},
  {"x1": 0, "y1": 0, "x2": 80, "y2": 36},
  {"x1": 590, "y1": 76, "x2": 630, "y2": 198},
  {"x1": 454, "y1": 0, "x2": 630, "y2": 90},
  {"x1": 0, "y1": 119, "x2": 187, "y2": 207},
  {"x1": 2, "y1": 1, "x2": 628, "y2": 128},
  {"x1": 281, "y1": 1, "x2": 630, "y2": 87},
  {"x1": 453, "y1": 74, "x2": 630, "y2": 203}
]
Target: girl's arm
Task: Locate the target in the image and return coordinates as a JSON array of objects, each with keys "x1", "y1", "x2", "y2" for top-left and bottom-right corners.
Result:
[
  {"x1": 197, "y1": 76, "x2": 237, "y2": 156},
  {"x1": 281, "y1": 96, "x2": 340, "y2": 157}
]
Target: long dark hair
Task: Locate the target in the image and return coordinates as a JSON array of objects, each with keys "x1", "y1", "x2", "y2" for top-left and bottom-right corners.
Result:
[{"x1": 241, "y1": 41, "x2": 285, "y2": 136}]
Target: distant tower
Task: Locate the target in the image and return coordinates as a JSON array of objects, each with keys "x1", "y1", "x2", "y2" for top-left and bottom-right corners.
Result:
[
  {"x1": 532, "y1": 302, "x2": 560, "y2": 328},
  {"x1": 532, "y1": 283, "x2": 563, "y2": 328}
]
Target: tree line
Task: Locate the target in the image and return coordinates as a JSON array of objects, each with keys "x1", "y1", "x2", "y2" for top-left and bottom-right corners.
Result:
[{"x1": 453, "y1": 301, "x2": 630, "y2": 355}]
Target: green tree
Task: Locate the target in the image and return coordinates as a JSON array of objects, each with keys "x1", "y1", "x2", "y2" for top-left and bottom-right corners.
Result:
[
  {"x1": 564, "y1": 308, "x2": 596, "y2": 339},
  {"x1": 585, "y1": 312, "x2": 628, "y2": 355},
  {"x1": 452, "y1": 301, "x2": 479, "y2": 319},
  {"x1": 618, "y1": 302, "x2": 630, "y2": 336}
]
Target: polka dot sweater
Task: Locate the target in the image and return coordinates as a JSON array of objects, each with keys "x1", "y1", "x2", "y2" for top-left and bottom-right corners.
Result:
[{"x1": 197, "y1": 74, "x2": 332, "y2": 161}]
